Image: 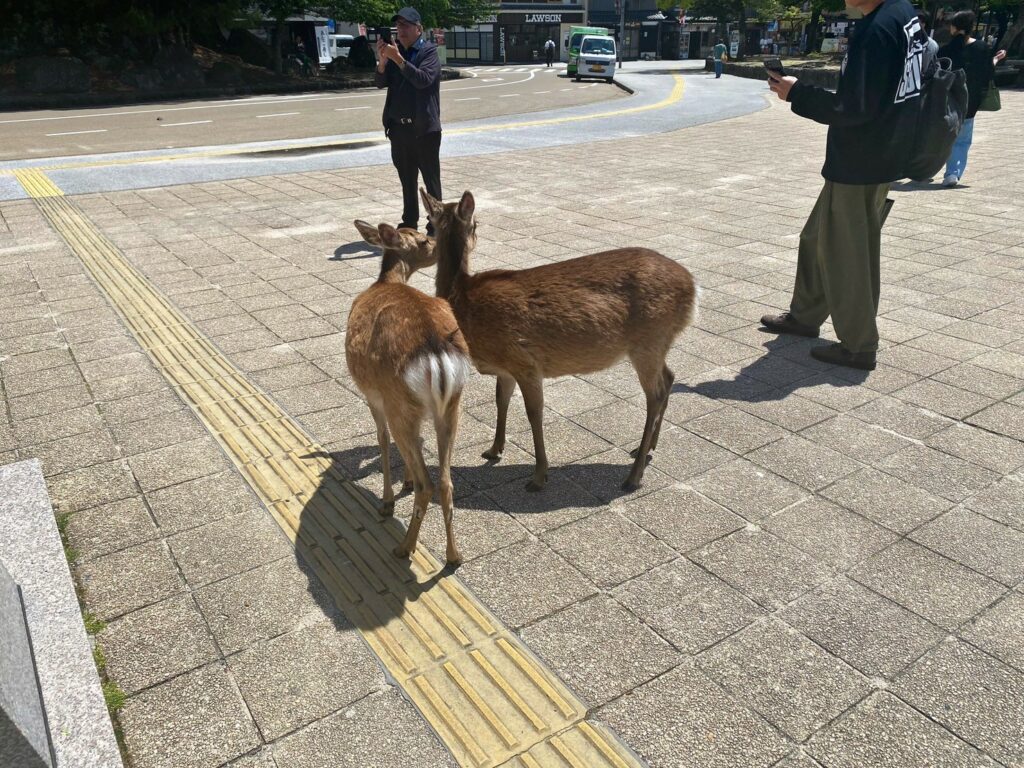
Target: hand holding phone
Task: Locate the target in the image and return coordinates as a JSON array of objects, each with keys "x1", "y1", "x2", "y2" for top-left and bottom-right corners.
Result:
[
  {"x1": 763, "y1": 57, "x2": 785, "y2": 77},
  {"x1": 378, "y1": 27, "x2": 392, "y2": 44}
]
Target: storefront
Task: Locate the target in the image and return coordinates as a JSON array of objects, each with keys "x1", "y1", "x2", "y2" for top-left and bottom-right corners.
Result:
[{"x1": 497, "y1": 10, "x2": 585, "y2": 63}]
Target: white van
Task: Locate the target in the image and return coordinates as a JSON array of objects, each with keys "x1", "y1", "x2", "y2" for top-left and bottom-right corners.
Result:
[
  {"x1": 576, "y1": 35, "x2": 616, "y2": 82},
  {"x1": 328, "y1": 34, "x2": 354, "y2": 60}
]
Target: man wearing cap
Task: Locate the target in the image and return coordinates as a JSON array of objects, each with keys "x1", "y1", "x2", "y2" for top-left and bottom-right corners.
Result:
[{"x1": 375, "y1": 7, "x2": 442, "y2": 234}]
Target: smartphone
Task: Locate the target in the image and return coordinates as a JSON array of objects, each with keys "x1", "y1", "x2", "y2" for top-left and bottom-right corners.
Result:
[
  {"x1": 763, "y1": 57, "x2": 785, "y2": 77},
  {"x1": 378, "y1": 27, "x2": 392, "y2": 44}
]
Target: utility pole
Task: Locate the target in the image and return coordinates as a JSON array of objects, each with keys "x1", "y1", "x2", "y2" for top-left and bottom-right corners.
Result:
[{"x1": 619, "y1": 0, "x2": 627, "y2": 65}]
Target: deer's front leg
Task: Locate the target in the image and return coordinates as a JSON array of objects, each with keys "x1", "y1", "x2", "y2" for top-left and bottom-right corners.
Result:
[
  {"x1": 518, "y1": 376, "x2": 548, "y2": 491},
  {"x1": 482, "y1": 374, "x2": 516, "y2": 461}
]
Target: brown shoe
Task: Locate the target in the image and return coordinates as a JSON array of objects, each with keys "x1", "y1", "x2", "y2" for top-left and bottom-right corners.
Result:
[
  {"x1": 760, "y1": 312, "x2": 819, "y2": 338},
  {"x1": 810, "y1": 343, "x2": 876, "y2": 371}
]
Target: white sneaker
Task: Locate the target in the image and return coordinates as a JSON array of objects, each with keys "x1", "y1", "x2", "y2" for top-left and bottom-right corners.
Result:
[{"x1": 942, "y1": 174, "x2": 958, "y2": 187}]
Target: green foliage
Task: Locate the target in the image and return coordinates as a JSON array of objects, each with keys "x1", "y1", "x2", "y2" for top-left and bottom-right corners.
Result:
[
  {"x1": 83, "y1": 611, "x2": 107, "y2": 635},
  {"x1": 102, "y1": 681, "x2": 127, "y2": 713}
]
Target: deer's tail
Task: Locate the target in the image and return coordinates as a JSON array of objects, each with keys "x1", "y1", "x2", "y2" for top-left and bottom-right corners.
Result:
[{"x1": 403, "y1": 347, "x2": 471, "y2": 418}]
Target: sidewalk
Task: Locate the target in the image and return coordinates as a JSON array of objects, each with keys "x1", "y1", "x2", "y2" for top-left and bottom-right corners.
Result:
[{"x1": 1, "y1": 85, "x2": 1022, "y2": 768}]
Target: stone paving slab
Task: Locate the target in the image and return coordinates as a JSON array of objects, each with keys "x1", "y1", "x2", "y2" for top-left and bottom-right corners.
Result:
[{"x1": 1, "y1": 85, "x2": 1023, "y2": 767}]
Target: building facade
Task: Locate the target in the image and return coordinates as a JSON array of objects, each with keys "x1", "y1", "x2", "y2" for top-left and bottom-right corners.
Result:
[{"x1": 444, "y1": 3, "x2": 587, "y2": 64}]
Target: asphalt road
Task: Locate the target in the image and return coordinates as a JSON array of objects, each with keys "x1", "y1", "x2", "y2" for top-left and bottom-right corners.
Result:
[
  {"x1": 0, "y1": 61, "x2": 772, "y2": 201},
  {"x1": 0, "y1": 65, "x2": 624, "y2": 162}
]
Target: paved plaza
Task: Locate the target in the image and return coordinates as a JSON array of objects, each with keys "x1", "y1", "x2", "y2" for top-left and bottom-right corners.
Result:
[{"x1": 1, "y1": 78, "x2": 1023, "y2": 767}]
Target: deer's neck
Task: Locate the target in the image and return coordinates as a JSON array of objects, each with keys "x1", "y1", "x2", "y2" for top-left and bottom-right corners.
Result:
[
  {"x1": 435, "y1": 236, "x2": 470, "y2": 300},
  {"x1": 378, "y1": 255, "x2": 410, "y2": 284}
]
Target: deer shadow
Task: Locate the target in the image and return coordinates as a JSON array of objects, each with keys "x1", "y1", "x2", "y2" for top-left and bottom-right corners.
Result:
[{"x1": 289, "y1": 434, "x2": 628, "y2": 634}]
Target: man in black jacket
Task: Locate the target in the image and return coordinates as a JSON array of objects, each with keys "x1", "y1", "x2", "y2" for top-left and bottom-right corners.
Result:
[
  {"x1": 375, "y1": 7, "x2": 442, "y2": 234},
  {"x1": 759, "y1": 0, "x2": 926, "y2": 370}
]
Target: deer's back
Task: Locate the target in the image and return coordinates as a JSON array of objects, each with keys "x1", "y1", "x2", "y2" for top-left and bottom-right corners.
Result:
[
  {"x1": 452, "y1": 248, "x2": 696, "y2": 377},
  {"x1": 346, "y1": 284, "x2": 467, "y2": 398}
]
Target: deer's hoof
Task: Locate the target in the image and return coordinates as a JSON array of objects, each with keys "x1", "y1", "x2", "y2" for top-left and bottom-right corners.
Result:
[
  {"x1": 525, "y1": 478, "x2": 546, "y2": 492},
  {"x1": 482, "y1": 447, "x2": 503, "y2": 462},
  {"x1": 393, "y1": 545, "x2": 411, "y2": 559},
  {"x1": 446, "y1": 552, "x2": 464, "y2": 569},
  {"x1": 621, "y1": 478, "x2": 641, "y2": 492},
  {"x1": 379, "y1": 500, "x2": 395, "y2": 517}
]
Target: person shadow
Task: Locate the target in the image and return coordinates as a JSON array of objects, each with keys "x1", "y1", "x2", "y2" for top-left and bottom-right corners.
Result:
[
  {"x1": 330, "y1": 240, "x2": 378, "y2": 261},
  {"x1": 685, "y1": 334, "x2": 870, "y2": 403}
]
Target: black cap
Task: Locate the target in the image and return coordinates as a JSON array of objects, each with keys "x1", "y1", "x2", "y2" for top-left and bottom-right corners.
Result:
[{"x1": 391, "y1": 7, "x2": 422, "y2": 24}]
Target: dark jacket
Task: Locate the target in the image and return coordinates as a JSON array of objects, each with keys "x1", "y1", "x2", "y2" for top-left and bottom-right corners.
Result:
[
  {"x1": 374, "y1": 40, "x2": 441, "y2": 137},
  {"x1": 788, "y1": 0, "x2": 925, "y2": 184},
  {"x1": 938, "y1": 36, "x2": 995, "y2": 119}
]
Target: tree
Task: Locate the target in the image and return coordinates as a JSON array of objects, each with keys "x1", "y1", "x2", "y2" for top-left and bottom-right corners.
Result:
[
  {"x1": 687, "y1": 0, "x2": 776, "y2": 59},
  {"x1": 804, "y1": 0, "x2": 844, "y2": 54}
]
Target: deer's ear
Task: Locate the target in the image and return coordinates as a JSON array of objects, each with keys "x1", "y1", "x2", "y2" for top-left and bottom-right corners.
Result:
[
  {"x1": 378, "y1": 223, "x2": 402, "y2": 248},
  {"x1": 457, "y1": 191, "x2": 475, "y2": 222},
  {"x1": 354, "y1": 220, "x2": 381, "y2": 246},
  {"x1": 420, "y1": 187, "x2": 443, "y2": 217}
]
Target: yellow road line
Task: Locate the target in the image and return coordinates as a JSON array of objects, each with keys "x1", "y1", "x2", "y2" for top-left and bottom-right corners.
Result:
[
  {"x1": 17, "y1": 170, "x2": 646, "y2": 768},
  {"x1": 1, "y1": 75, "x2": 684, "y2": 176}
]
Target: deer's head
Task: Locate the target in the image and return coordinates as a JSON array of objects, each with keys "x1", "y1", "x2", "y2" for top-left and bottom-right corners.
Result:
[
  {"x1": 420, "y1": 189, "x2": 477, "y2": 254},
  {"x1": 354, "y1": 220, "x2": 437, "y2": 282}
]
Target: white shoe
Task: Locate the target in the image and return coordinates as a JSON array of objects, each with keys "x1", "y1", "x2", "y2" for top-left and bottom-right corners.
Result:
[{"x1": 942, "y1": 174, "x2": 958, "y2": 187}]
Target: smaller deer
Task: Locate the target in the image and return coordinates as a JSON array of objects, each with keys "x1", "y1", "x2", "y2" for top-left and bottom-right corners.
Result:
[
  {"x1": 422, "y1": 189, "x2": 698, "y2": 492},
  {"x1": 346, "y1": 221, "x2": 471, "y2": 566}
]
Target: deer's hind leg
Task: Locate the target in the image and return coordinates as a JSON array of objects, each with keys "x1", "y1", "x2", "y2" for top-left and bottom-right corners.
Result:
[
  {"x1": 391, "y1": 412, "x2": 434, "y2": 560},
  {"x1": 625, "y1": 353, "x2": 672, "y2": 490},
  {"x1": 435, "y1": 391, "x2": 463, "y2": 567},
  {"x1": 367, "y1": 400, "x2": 396, "y2": 516}
]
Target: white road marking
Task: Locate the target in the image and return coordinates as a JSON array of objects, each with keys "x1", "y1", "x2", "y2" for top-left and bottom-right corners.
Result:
[
  {"x1": 499, "y1": 94, "x2": 519, "y2": 98},
  {"x1": 335, "y1": 106, "x2": 370, "y2": 111},
  {"x1": 257, "y1": 112, "x2": 301, "y2": 118},
  {"x1": 454, "y1": 97, "x2": 481, "y2": 101},
  {"x1": 159, "y1": 120, "x2": 213, "y2": 127},
  {"x1": 534, "y1": 91, "x2": 551, "y2": 94},
  {"x1": 45, "y1": 129, "x2": 107, "y2": 137},
  {"x1": 1, "y1": 72, "x2": 541, "y2": 127}
]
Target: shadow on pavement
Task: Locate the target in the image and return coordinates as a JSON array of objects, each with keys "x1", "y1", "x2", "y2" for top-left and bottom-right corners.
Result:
[
  {"x1": 685, "y1": 335, "x2": 869, "y2": 402},
  {"x1": 331, "y1": 239, "x2": 378, "y2": 261}
]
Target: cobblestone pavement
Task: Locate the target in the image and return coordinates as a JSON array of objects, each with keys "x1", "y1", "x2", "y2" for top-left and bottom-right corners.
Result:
[{"x1": 1, "y1": 82, "x2": 1023, "y2": 767}]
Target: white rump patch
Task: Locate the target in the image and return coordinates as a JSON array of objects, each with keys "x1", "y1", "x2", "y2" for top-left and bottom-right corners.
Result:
[
  {"x1": 688, "y1": 283, "x2": 703, "y2": 327},
  {"x1": 403, "y1": 350, "x2": 471, "y2": 415}
]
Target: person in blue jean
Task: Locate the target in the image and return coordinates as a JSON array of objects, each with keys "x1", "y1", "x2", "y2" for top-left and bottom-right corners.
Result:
[
  {"x1": 712, "y1": 40, "x2": 727, "y2": 78},
  {"x1": 938, "y1": 11, "x2": 1006, "y2": 187}
]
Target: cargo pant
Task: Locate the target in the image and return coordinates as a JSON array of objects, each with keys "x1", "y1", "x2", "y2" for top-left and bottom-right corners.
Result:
[{"x1": 789, "y1": 181, "x2": 890, "y2": 355}]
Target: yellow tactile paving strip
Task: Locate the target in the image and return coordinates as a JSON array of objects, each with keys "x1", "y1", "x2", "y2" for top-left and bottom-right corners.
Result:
[{"x1": 15, "y1": 166, "x2": 645, "y2": 768}]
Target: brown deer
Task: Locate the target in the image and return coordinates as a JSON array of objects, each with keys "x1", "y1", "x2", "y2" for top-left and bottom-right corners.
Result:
[
  {"x1": 421, "y1": 189, "x2": 698, "y2": 492},
  {"x1": 346, "y1": 220, "x2": 471, "y2": 566}
]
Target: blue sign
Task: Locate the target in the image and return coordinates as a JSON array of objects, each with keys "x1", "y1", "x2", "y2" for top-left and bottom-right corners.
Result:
[{"x1": 327, "y1": 19, "x2": 336, "y2": 32}]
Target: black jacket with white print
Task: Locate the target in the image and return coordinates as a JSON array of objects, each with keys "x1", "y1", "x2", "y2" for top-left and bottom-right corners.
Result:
[{"x1": 788, "y1": 0, "x2": 925, "y2": 184}]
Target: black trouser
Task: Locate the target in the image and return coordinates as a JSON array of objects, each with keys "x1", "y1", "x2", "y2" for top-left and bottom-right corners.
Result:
[
  {"x1": 388, "y1": 125, "x2": 442, "y2": 232},
  {"x1": 546, "y1": 48, "x2": 553, "y2": 66}
]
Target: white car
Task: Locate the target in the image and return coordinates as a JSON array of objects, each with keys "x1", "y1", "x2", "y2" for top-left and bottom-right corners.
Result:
[
  {"x1": 575, "y1": 35, "x2": 616, "y2": 82},
  {"x1": 329, "y1": 34, "x2": 354, "y2": 60}
]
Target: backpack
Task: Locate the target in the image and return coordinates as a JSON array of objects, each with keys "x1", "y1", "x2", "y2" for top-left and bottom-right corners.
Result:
[{"x1": 906, "y1": 57, "x2": 968, "y2": 181}]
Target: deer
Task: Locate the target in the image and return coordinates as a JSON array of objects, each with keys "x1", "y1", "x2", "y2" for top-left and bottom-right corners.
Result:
[
  {"x1": 421, "y1": 188, "x2": 698, "y2": 492},
  {"x1": 345, "y1": 220, "x2": 471, "y2": 566}
]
